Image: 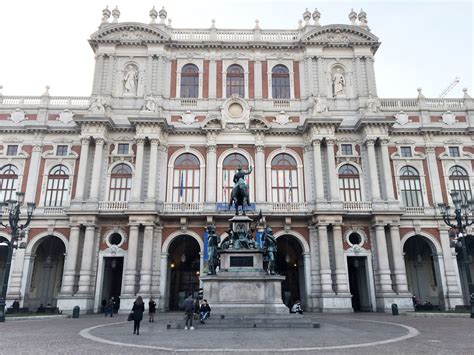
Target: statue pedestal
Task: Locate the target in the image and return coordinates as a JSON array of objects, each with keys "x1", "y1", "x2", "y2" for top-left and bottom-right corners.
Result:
[{"x1": 201, "y1": 249, "x2": 288, "y2": 314}]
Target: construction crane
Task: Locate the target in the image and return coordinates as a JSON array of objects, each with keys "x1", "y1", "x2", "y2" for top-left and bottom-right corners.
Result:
[{"x1": 438, "y1": 77, "x2": 460, "y2": 98}]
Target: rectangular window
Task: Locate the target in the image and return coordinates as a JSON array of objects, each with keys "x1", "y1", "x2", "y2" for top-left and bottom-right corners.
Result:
[
  {"x1": 341, "y1": 144, "x2": 353, "y2": 156},
  {"x1": 117, "y1": 143, "x2": 129, "y2": 155},
  {"x1": 400, "y1": 146, "x2": 412, "y2": 158},
  {"x1": 56, "y1": 145, "x2": 68, "y2": 156},
  {"x1": 6, "y1": 145, "x2": 18, "y2": 156},
  {"x1": 448, "y1": 146, "x2": 460, "y2": 157}
]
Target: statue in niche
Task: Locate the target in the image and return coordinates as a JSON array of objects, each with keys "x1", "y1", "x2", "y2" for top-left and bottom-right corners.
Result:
[
  {"x1": 207, "y1": 225, "x2": 220, "y2": 275},
  {"x1": 123, "y1": 64, "x2": 138, "y2": 95},
  {"x1": 332, "y1": 68, "x2": 346, "y2": 97},
  {"x1": 262, "y1": 227, "x2": 277, "y2": 275}
]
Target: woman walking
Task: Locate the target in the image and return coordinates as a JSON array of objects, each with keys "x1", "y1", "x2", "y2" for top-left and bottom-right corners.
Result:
[
  {"x1": 132, "y1": 296, "x2": 145, "y2": 335},
  {"x1": 148, "y1": 297, "x2": 156, "y2": 323}
]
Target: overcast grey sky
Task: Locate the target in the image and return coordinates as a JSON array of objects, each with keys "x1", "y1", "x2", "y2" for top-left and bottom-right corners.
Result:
[{"x1": 0, "y1": 0, "x2": 472, "y2": 98}]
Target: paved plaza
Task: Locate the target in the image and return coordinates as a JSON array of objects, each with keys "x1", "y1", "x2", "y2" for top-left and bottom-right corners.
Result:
[{"x1": 1, "y1": 313, "x2": 473, "y2": 354}]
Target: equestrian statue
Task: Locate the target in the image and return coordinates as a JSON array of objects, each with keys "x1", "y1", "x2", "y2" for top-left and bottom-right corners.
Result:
[{"x1": 229, "y1": 164, "x2": 253, "y2": 215}]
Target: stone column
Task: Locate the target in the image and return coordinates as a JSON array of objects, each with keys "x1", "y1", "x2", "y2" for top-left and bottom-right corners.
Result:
[
  {"x1": 139, "y1": 225, "x2": 154, "y2": 295},
  {"x1": 151, "y1": 226, "x2": 163, "y2": 296},
  {"x1": 206, "y1": 142, "x2": 217, "y2": 203},
  {"x1": 312, "y1": 140, "x2": 325, "y2": 200},
  {"x1": 255, "y1": 145, "x2": 266, "y2": 203},
  {"x1": 158, "y1": 252, "x2": 168, "y2": 310},
  {"x1": 426, "y1": 146, "x2": 443, "y2": 204},
  {"x1": 131, "y1": 138, "x2": 145, "y2": 201},
  {"x1": 318, "y1": 224, "x2": 333, "y2": 293},
  {"x1": 77, "y1": 225, "x2": 96, "y2": 295},
  {"x1": 333, "y1": 224, "x2": 349, "y2": 293},
  {"x1": 89, "y1": 138, "x2": 105, "y2": 201},
  {"x1": 147, "y1": 139, "x2": 159, "y2": 201},
  {"x1": 439, "y1": 228, "x2": 464, "y2": 308},
  {"x1": 6, "y1": 247, "x2": 26, "y2": 299},
  {"x1": 157, "y1": 145, "x2": 168, "y2": 202},
  {"x1": 366, "y1": 139, "x2": 381, "y2": 200},
  {"x1": 308, "y1": 226, "x2": 321, "y2": 295},
  {"x1": 74, "y1": 138, "x2": 90, "y2": 201},
  {"x1": 24, "y1": 145, "x2": 42, "y2": 203},
  {"x1": 389, "y1": 224, "x2": 409, "y2": 293},
  {"x1": 123, "y1": 225, "x2": 139, "y2": 295},
  {"x1": 374, "y1": 224, "x2": 392, "y2": 293},
  {"x1": 380, "y1": 140, "x2": 395, "y2": 200},
  {"x1": 60, "y1": 225, "x2": 80, "y2": 295},
  {"x1": 326, "y1": 140, "x2": 339, "y2": 200}
]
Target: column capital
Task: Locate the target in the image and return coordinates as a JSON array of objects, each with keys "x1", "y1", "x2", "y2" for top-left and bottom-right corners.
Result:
[
  {"x1": 95, "y1": 137, "x2": 105, "y2": 146},
  {"x1": 157, "y1": 145, "x2": 168, "y2": 152},
  {"x1": 135, "y1": 137, "x2": 146, "y2": 145},
  {"x1": 312, "y1": 139, "x2": 322, "y2": 146},
  {"x1": 380, "y1": 138, "x2": 390, "y2": 146},
  {"x1": 80, "y1": 137, "x2": 90, "y2": 145},
  {"x1": 365, "y1": 139, "x2": 376, "y2": 147},
  {"x1": 32, "y1": 144, "x2": 43, "y2": 152},
  {"x1": 207, "y1": 144, "x2": 216, "y2": 153},
  {"x1": 150, "y1": 138, "x2": 160, "y2": 146},
  {"x1": 325, "y1": 139, "x2": 336, "y2": 146},
  {"x1": 256, "y1": 145, "x2": 264, "y2": 153},
  {"x1": 426, "y1": 145, "x2": 436, "y2": 154}
]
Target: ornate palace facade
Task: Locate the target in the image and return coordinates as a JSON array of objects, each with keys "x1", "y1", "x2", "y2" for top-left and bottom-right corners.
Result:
[{"x1": 0, "y1": 7, "x2": 473, "y2": 313}]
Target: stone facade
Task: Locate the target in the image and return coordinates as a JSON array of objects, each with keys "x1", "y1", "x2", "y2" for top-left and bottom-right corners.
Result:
[{"x1": 0, "y1": 7, "x2": 473, "y2": 314}]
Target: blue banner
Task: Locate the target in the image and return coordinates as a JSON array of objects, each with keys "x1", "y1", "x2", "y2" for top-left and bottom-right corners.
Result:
[
  {"x1": 216, "y1": 203, "x2": 256, "y2": 211},
  {"x1": 203, "y1": 231, "x2": 209, "y2": 261},
  {"x1": 256, "y1": 231, "x2": 262, "y2": 249}
]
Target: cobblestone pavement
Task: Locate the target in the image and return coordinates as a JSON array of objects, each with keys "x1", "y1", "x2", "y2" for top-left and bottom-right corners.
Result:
[{"x1": 1, "y1": 313, "x2": 473, "y2": 354}]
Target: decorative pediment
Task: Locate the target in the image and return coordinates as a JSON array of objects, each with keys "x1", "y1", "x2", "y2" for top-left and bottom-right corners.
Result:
[
  {"x1": 301, "y1": 25, "x2": 380, "y2": 52},
  {"x1": 249, "y1": 115, "x2": 270, "y2": 131},
  {"x1": 202, "y1": 116, "x2": 222, "y2": 131},
  {"x1": 89, "y1": 23, "x2": 170, "y2": 46}
]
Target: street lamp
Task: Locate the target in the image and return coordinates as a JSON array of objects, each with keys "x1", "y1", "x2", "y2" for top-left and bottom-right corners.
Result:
[
  {"x1": 438, "y1": 191, "x2": 474, "y2": 319},
  {"x1": 0, "y1": 192, "x2": 35, "y2": 322}
]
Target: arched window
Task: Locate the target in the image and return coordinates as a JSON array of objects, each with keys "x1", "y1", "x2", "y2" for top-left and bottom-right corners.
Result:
[
  {"x1": 222, "y1": 153, "x2": 249, "y2": 203},
  {"x1": 180, "y1": 64, "x2": 199, "y2": 98},
  {"x1": 272, "y1": 65, "x2": 290, "y2": 99},
  {"x1": 173, "y1": 153, "x2": 200, "y2": 202},
  {"x1": 399, "y1": 166, "x2": 423, "y2": 207},
  {"x1": 0, "y1": 164, "x2": 18, "y2": 202},
  {"x1": 45, "y1": 165, "x2": 70, "y2": 207},
  {"x1": 338, "y1": 164, "x2": 362, "y2": 201},
  {"x1": 226, "y1": 64, "x2": 244, "y2": 98},
  {"x1": 449, "y1": 165, "x2": 472, "y2": 204},
  {"x1": 109, "y1": 164, "x2": 132, "y2": 202},
  {"x1": 271, "y1": 154, "x2": 298, "y2": 203}
]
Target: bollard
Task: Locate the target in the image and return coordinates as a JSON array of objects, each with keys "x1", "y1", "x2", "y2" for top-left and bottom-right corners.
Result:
[
  {"x1": 72, "y1": 306, "x2": 80, "y2": 319},
  {"x1": 391, "y1": 303, "x2": 399, "y2": 316}
]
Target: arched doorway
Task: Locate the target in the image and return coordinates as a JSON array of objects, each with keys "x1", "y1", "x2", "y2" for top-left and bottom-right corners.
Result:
[
  {"x1": 167, "y1": 235, "x2": 200, "y2": 310},
  {"x1": 28, "y1": 236, "x2": 65, "y2": 308},
  {"x1": 276, "y1": 235, "x2": 304, "y2": 308},
  {"x1": 456, "y1": 235, "x2": 474, "y2": 305},
  {"x1": 404, "y1": 235, "x2": 442, "y2": 307}
]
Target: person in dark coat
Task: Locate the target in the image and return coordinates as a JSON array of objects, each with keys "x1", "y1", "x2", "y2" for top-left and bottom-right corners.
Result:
[
  {"x1": 148, "y1": 297, "x2": 156, "y2": 323},
  {"x1": 183, "y1": 294, "x2": 195, "y2": 330},
  {"x1": 132, "y1": 296, "x2": 145, "y2": 335}
]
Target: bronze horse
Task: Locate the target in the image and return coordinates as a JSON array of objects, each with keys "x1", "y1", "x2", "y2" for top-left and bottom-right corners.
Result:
[{"x1": 229, "y1": 182, "x2": 250, "y2": 215}]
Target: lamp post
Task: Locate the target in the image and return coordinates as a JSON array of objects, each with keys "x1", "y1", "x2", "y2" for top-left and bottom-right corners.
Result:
[
  {"x1": 438, "y1": 191, "x2": 474, "y2": 319},
  {"x1": 0, "y1": 192, "x2": 35, "y2": 322}
]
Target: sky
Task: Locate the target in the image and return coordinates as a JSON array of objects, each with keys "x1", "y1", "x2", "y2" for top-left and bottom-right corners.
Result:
[{"x1": 0, "y1": 0, "x2": 472, "y2": 98}]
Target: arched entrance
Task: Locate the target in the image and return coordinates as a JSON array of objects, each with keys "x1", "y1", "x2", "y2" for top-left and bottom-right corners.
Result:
[
  {"x1": 404, "y1": 235, "x2": 442, "y2": 307},
  {"x1": 456, "y1": 235, "x2": 474, "y2": 305},
  {"x1": 28, "y1": 236, "x2": 65, "y2": 308},
  {"x1": 167, "y1": 235, "x2": 200, "y2": 310},
  {"x1": 276, "y1": 235, "x2": 304, "y2": 307}
]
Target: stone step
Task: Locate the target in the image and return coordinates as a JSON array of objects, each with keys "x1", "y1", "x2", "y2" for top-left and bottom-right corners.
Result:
[{"x1": 166, "y1": 316, "x2": 320, "y2": 329}]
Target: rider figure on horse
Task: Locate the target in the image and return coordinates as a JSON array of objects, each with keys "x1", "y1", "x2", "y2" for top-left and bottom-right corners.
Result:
[{"x1": 232, "y1": 164, "x2": 253, "y2": 206}]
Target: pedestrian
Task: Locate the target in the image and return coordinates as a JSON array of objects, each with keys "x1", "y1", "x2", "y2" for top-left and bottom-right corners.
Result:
[
  {"x1": 183, "y1": 294, "x2": 195, "y2": 330},
  {"x1": 149, "y1": 297, "x2": 156, "y2": 323},
  {"x1": 132, "y1": 296, "x2": 145, "y2": 335},
  {"x1": 106, "y1": 297, "x2": 114, "y2": 317},
  {"x1": 101, "y1": 298, "x2": 107, "y2": 314},
  {"x1": 199, "y1": 299, "x2": 211, "y2": 324}
]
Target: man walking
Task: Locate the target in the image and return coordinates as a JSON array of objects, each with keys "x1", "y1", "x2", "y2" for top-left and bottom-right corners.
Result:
[{"x1": 184, "y1": 294, "x2": 195, "y2": 330}]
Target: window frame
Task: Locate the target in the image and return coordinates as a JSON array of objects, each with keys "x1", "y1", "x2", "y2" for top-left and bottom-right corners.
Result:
[
  {"x1": 180, "y1": 63, "x2": 200, "y2": 99},
  {"x1": 56, "y1": 145, "x2": 68, "y2": 157},
  {"x1": 448, "y1": 146, "x2": 460, "y2": 158},
  {"x1": 108, "y1": 163, "x2": 133, "y2": 202},
  {"x1": 0, "y1": 164, "x2": 19, "y2": 202},
  {"x1": 226, "y1": 64, "x2": 245, "y2": 98},
  {"x1": 271, "y1": 65, "x2": 290, "y2": 99},
  {"x1": 270, "y1": 153, "x2": 299, "y2": 203},
  {"x1": 172, "y1": 153, "x2": 201, "y2": 203},
  {"x1": 340, "y1": 144, "x2": 353, "y2": 156},
  {"x1": 117, "y1": 143, "x2": 130, "y2": 155},
  {"x1": 6, "y1": 145, "x2": 18, "y2": 156},
  {"x1": 44, "y1": 165, "x2": 70, "y2": 207},
  {"x1": 338, "y1": 164, "x2": 362, "y2": 202},
  {"x1": 400, "y1": 146, "x2": 412, "y2": 158},
  {"x1": 399, "y1": 166, "x2": 424, "y2": 207}
]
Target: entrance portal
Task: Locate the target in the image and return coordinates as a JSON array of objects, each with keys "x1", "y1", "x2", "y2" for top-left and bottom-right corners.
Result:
[
  {"x1": 28, "y1": 236, "x2": 65, "y2": 308},
  {"x1": 168, "y1": 235, "x2": 200, "y2": 310},
  {"x1": 347, "y1": 256, "x2": 371, "y2": 311},
  {"x1": 276, "y1": 235, "x2": 304, "y2": 308},
  {"x1": 101, "y1": 257, "x2": 124, "y2": 312}
]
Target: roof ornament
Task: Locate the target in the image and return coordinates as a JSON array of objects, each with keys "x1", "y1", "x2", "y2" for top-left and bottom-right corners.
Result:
[
  {"x1": 0, "y1": 85, "x2": 3, "y2": 96},
  {"x1": 149, "y1": 6, "x2": 158, "y2": 24},
  {"x1": 349, "y1": 9, "x2": 357, "y2": 25},
  {"x1": 254, "y1": 19, "x2": 260, "y2": 30},
  {"x1": 463, "y1": 88, "x2": 471, "y2": 99},
  {"x1": 358, "y1": 9, "x2": 368, "y2": 30},
  {"x1": 101, "y1": 6, "x2": 111, "y2": 24},
  {"x1": 112, "y1": 6, "x2": 120, "y2": 23},
  {"x1": 417, "y1": 87, "x2": 425, "y2": 99},
  {"x1": 42, "y1": 85, "x2": 50, "y2": 96},
  {"x1": 303, "y1": 8, "x2": 311, "y2": 26},
  {"x1": 159, "y1": 7, "x2": 167, "y2": 24},
  {"x1": 298, "y1": 19, "x2": 303, "y2": 30},
  {"x1": 312, "y1": 8, "x2": 321, "y2": 26},
  {"x1": 167, "y1": 18, "x2": 173, "y2": 28}
]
